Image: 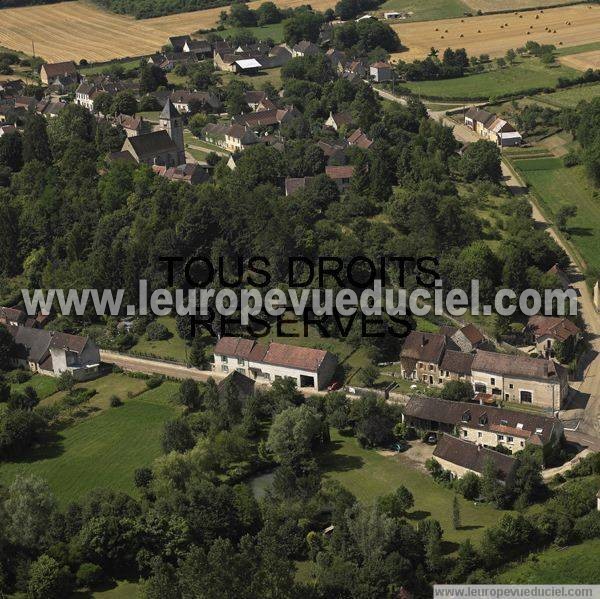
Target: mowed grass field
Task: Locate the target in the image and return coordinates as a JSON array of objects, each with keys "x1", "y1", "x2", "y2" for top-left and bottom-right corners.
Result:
[
  {"x1": 496, "y1": 539, "x2": 600, "y2": 583},
  {"x1": 0, "y1": 381, "x2": 180, "y2": 504},
  {"x1": 320, "y1": 430, "x2": 504, "y2": 546},
  {"x1": 392, "y1": 4, "x2": 600, "y2": 61},
  {"x1": 0, "y1": 0, "x2": 337, "y2": 63},
  {"x1": 513, "y1": 158, "x2": 600, "y2": 272},
  {"x1": 403, "y1": 58, "x2": 578, "y2": 99},
  {"x1": 533, "y1": 82, "x2": 600, "y2": 108},
  {"x1": 380, "y1": 0, "x2": 470, "y2": 22}
]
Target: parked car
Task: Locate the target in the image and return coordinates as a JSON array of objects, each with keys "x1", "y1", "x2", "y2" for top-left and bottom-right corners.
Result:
[
  {"x1": 424, "y1": 432, "x2": 438, "y2": 445},
  {"x1": 327, "y1": 381, "x2": 342, "y2": 391}
]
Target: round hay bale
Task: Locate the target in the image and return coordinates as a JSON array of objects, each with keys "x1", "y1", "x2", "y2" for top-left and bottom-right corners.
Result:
[
  {"x1": 435, "y1": 27, "x2": 439, "y2": 31},
  {"x1": 559, "y1": 41, "x2": 563, "y2": 45},
  {"x1": 441, "y1": 35, "x2": 444, "y2": 38},
  {"x1": 460, "y1": 33, "x2": 464, "y2": 37},
  {"x1": 519, "y1": 14, "x2": 523, "y2": 18},
  {"x1": 535, "y1": 14, "x2": 539, "y2": 19},
  {"x1": 477, "y1": 29, "x2": 481, "y2": 33},
  {"x1": 444, "y1": 29, "x2": 448, "y2": 32},
  {"x1": 526, "y1": 31, "x2": 530, "y2": 34}
]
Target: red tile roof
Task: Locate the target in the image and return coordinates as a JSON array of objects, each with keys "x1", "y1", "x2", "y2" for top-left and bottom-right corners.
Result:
[
  {"x1": 526, "y1": 315, "x2": 580, "y2": 343},
  {"x1": 326, "y1": 165, "x2": 355, "y2": 179},
  {"x1": 214, "y1": 336, "x2": 330, "y2": 372}
]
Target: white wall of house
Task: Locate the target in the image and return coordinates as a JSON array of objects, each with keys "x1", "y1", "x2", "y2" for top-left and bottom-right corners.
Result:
[{"x1": 213, "y1": 352, "x2": 336, "y2": 390}]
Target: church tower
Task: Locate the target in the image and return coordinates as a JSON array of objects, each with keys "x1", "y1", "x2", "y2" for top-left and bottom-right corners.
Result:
[{"x1": 160, "y1": 99, "x2": 185, "y2": 165}]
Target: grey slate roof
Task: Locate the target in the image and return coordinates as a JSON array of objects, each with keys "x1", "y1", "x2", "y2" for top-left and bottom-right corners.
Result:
[
  {"x1": 126, "y1": 130, "x2": 178, "y2": 159},
  {"x1": 160, "y1": 98, "x2": 180, "y2": 120}
]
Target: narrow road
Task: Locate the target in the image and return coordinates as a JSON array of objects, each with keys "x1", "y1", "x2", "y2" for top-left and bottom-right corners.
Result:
[
  {"x1": 100, "y1": 350, "x2": 227, "y2": 383},
  {"x1": 379, "y1": 89, "x2": 600, "y2": 442}
]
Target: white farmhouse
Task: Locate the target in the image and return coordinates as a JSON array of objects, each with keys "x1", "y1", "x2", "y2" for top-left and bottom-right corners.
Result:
[{"x1": 213, "y1": 336, "x2": 337, "y2": 390}]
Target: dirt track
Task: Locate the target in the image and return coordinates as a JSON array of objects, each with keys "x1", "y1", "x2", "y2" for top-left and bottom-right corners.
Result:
[
  {"x1": 0, "y1": 0, "x2": 336, "y2": 62},
  {"x1": 391, "y1": 3, "x2": 600, "y2": 61}
]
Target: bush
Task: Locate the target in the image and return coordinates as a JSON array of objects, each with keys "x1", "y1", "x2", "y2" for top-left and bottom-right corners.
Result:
[
  {"x1": 6, "y1": 369, "x2": 31, "y2": 384},
  {"x1": 134, "y1": 466, "x2": 154, "y2": 488},
  {"x1": 563, "y1": 150, "x2": 580, "y2": 167},
  {"x1": 109, "y1": 395, "x2": 123, "y2": 407},
  {"x1": 56, "y1": 370, "x2": 75, "y2": 392},
  {"x1": 146, "y1": 321, "x2": 171, "y2": 341},
  {"x1": 456, "y1": 471, "x2": 481, "y2": 500},
  {"x1": 76, "y1": 563, "x2": 103, "y2": 588},
  {"x1": 146, "y1": 374, "x2": 164, "y2": 389}
]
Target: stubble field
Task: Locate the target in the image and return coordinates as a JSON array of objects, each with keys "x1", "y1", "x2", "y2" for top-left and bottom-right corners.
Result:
[
  {"x1": 0, "y1": 0, "x2": 336, "y2": 62},
  {"x1": 391, "y1": 3, "x2": 600, "y2": 61},
  {"x1": 560, "y1": 49, "x2": 600, "y2": 69}
]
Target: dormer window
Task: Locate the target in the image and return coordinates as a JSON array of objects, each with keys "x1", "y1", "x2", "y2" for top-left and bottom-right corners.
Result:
[
  {"x1": 479, "y1": 413, "x2": 488, "y2": 425},
  {"x1": 500, "y1": 419, "x2": 508, "y2": 426},
  {"x1": 516, "y1": 423, "x2": 524, "y2": 429},
  {"x1": 535, "y1": 428, "x2": 543, "y2": 434},
  {"x1": 462, "y1": 410, "x2": 471, "y2": 422}
]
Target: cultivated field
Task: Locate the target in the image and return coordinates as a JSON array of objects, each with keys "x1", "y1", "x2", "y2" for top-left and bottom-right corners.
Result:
[
  {"x1": 392, "y1": 4, "x2": 600, "y2": 61},
  {"x1": 0, "y1": 0, "x2": 336, "y2": 63},
  {"x1": 464, "y1": 0, "x2": 580, "y2": 13},
  {"x1": 560, "y1": 49, "x2": 600, "y2": 70}
]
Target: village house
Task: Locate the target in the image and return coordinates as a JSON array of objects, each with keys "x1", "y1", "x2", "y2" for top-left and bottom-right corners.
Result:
[
  {"x1": 464, "y1": 107, "x2": 522, "y2": 148},
  {"x1": 213, "y1": 336, "x2": 337, "y2": 390},
  {"x1": 151, "y1": 163, "x2": 209, "y2": 185},
  {"x1": 433, "y1": 433, "x2": 517, "y2": 483},
  {"x1": 399, "y1": 331, "x2": 454, "y2": 385},
  {"x1": 148, "y1": 52, "x2": 194, "y2": 71},
  {"x1": 169, "y1": 90, "x2": 222, "y2": 114},
  {"x1": 471, "y1": 350, "x2": 568, "y2": 410},
  {"x1": 243, "y1": 90, "x2": 269, "y2": 111},
  {"x1": 235, "y1": 105, "x2": 300, "y2": 130},
  {"x1": 36, "y1": 98, "x2": 67, "y2": 118},
  {"x1": 201, "y1": 122, "x2": 230, "y2": 148},
  {"x1": 214, "y1": 51, "x2": 263, "y2": 73},
  {"x1": 224, "y1": 124, "x2": 259, "y2": 152},
  {"x1": 325, "y1": 111, "x2": 354, "y2": 131},
  {"x1": 525, "y1": 315, "x2": 581, "y2": 358},
  {"x1": 402, "y1": 395, "x2": 564, "y2": 457},
  {"x1": 6, "y1": 325, "x2": 100, "y2": 381},
  {"x1": 74, "y1": 82, "x2": 98, "y2": 111},
  {"x1": 0, "y1": 125, "x2": 17, "y2": 138},
  {"x1": 326, "y1": 48, "x2": 347, "y2": 71},
  {"x1": 284, "y1": 176, "x2": 315, "y2": 196},
  {"x1": 370, "y1": 61, "x2": 393, "y2": 82},
  {"x1": 289, "y1": 40, "x2": 320, "y2": 58},
  {"x1": 325, "y1": 165, "x2": 355, "y2": 192},
  {"x1": 217, "y1": 370, "x2": 256, "y2": 400},
  {"x1": 318, "y1": 139, "x2": 348, "y2": 165},
  {"x1": 0, "y1": 306, "x2": 27, "y2": 327},
  {"x1": 114, "y1": 114, "x2": 145, "y2": 137},
  {"x1": 347, "y1": 128, "x2": 373, "y2": 149},
  {"x1": 39, "y1": 61, "x2": 78, "y2": 85},
  {"x1": 169, "y1": 35, "x2": 192, "y2": 53},
  {"x1": 440, "y1": 323, "x2": 486, "y2": 353},
  {"x1": 547, "y1": 263, "x2": 571, "y2": 290},
  {"x1": 120, "y1": 99, "x2": 185, "y2": 166},
  {"x1": 342, "y1": 60, "x2": 368, "y2": 81},
  {"x1": 182, "y1": 39, "x2": 213, "y2": 59}
]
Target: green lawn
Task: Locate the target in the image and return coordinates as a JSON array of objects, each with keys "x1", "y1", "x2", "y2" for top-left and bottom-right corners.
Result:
[
  {"x1": 496, "y1": 539, "x2": 600, "y2": 584},
  {"x1": 512, "y1": 158, "x2": 600, "y2": 272},
  {"x1": 403, "y1": 59, "x2": 579, "y2": 100},
  {"x1": 40, "y1": 372, "x2": 149, "y2": 412},
  {"x1": 222, "y1": 67, "x2": 282, "y2": 89},
  {"x1": 0, "y1": 382, "x2": 179, "y2": 505},
  {"x1": 532, "y1": 83, "x2": 600, "y2": 108},
  {"x1": 320, "y1": 430, "x2": 504, "y2": 546},
  {"x1": 136, "y1": 111, "x2": 160, "y2": 123},
  {"x1": 11, "y1": 374, "x2": 58, "y2": 400},
  {"x1": 80, "y1": 59, "x2": 141, "y2": 76},
  {"x1": 224, "y1": 22, "x2": 285, "y2": 43},
  {"x1": 381, "y1": 0, "x2": 469, "y2": 21},
  {"x1": 92, "y1": 581, "x2": 141, "y2": 598},
  {"x1": 130, "y1": 316, "x2": 190, "y2": 363}
]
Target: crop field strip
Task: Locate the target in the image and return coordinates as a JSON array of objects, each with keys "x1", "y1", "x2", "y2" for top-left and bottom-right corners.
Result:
[
  {"x1": 391, "y1": 3, "x2": 600, "y2": 60},
  {"x1": 0, "y1": 0, "x2": 337, "y2": 62}
]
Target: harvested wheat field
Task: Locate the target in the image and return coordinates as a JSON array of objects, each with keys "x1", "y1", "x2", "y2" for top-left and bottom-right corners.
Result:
[
  {"x1": 560, "y1": 49, "x2": 600, "y2": 70},
  {"x1": 0, "y1": 0, "x2": 336, "y2": 63},
  {"x1": 392, "y1": 3, "x2": 600, "y2": 61},
  {"x1": 464, "y1": 0, "x2": 577, "y2": 13}
]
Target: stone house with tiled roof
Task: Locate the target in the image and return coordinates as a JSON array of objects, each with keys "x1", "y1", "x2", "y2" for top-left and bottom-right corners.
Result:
[
  {"x1": 402, "y1": 395, "x2": 563, "y2": 457},
  {"x1": 471, "y1": 350, "x2": 568, "y2": 410},
  {"x1": 433, "y1": 433, "x2": 517, "y2": 483},
  {"x1": 525, "y1": 315, "x2": 581, "y2": 359},
  {"x1": 40, "y1": 61, "x2": 78, "y2": 85},
  {"x1": 213, "y1": 336, "x2": 337, "y2": 390},
  {"x1": 5, "y1": 325, "x2": 100, "y2": 380}
]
